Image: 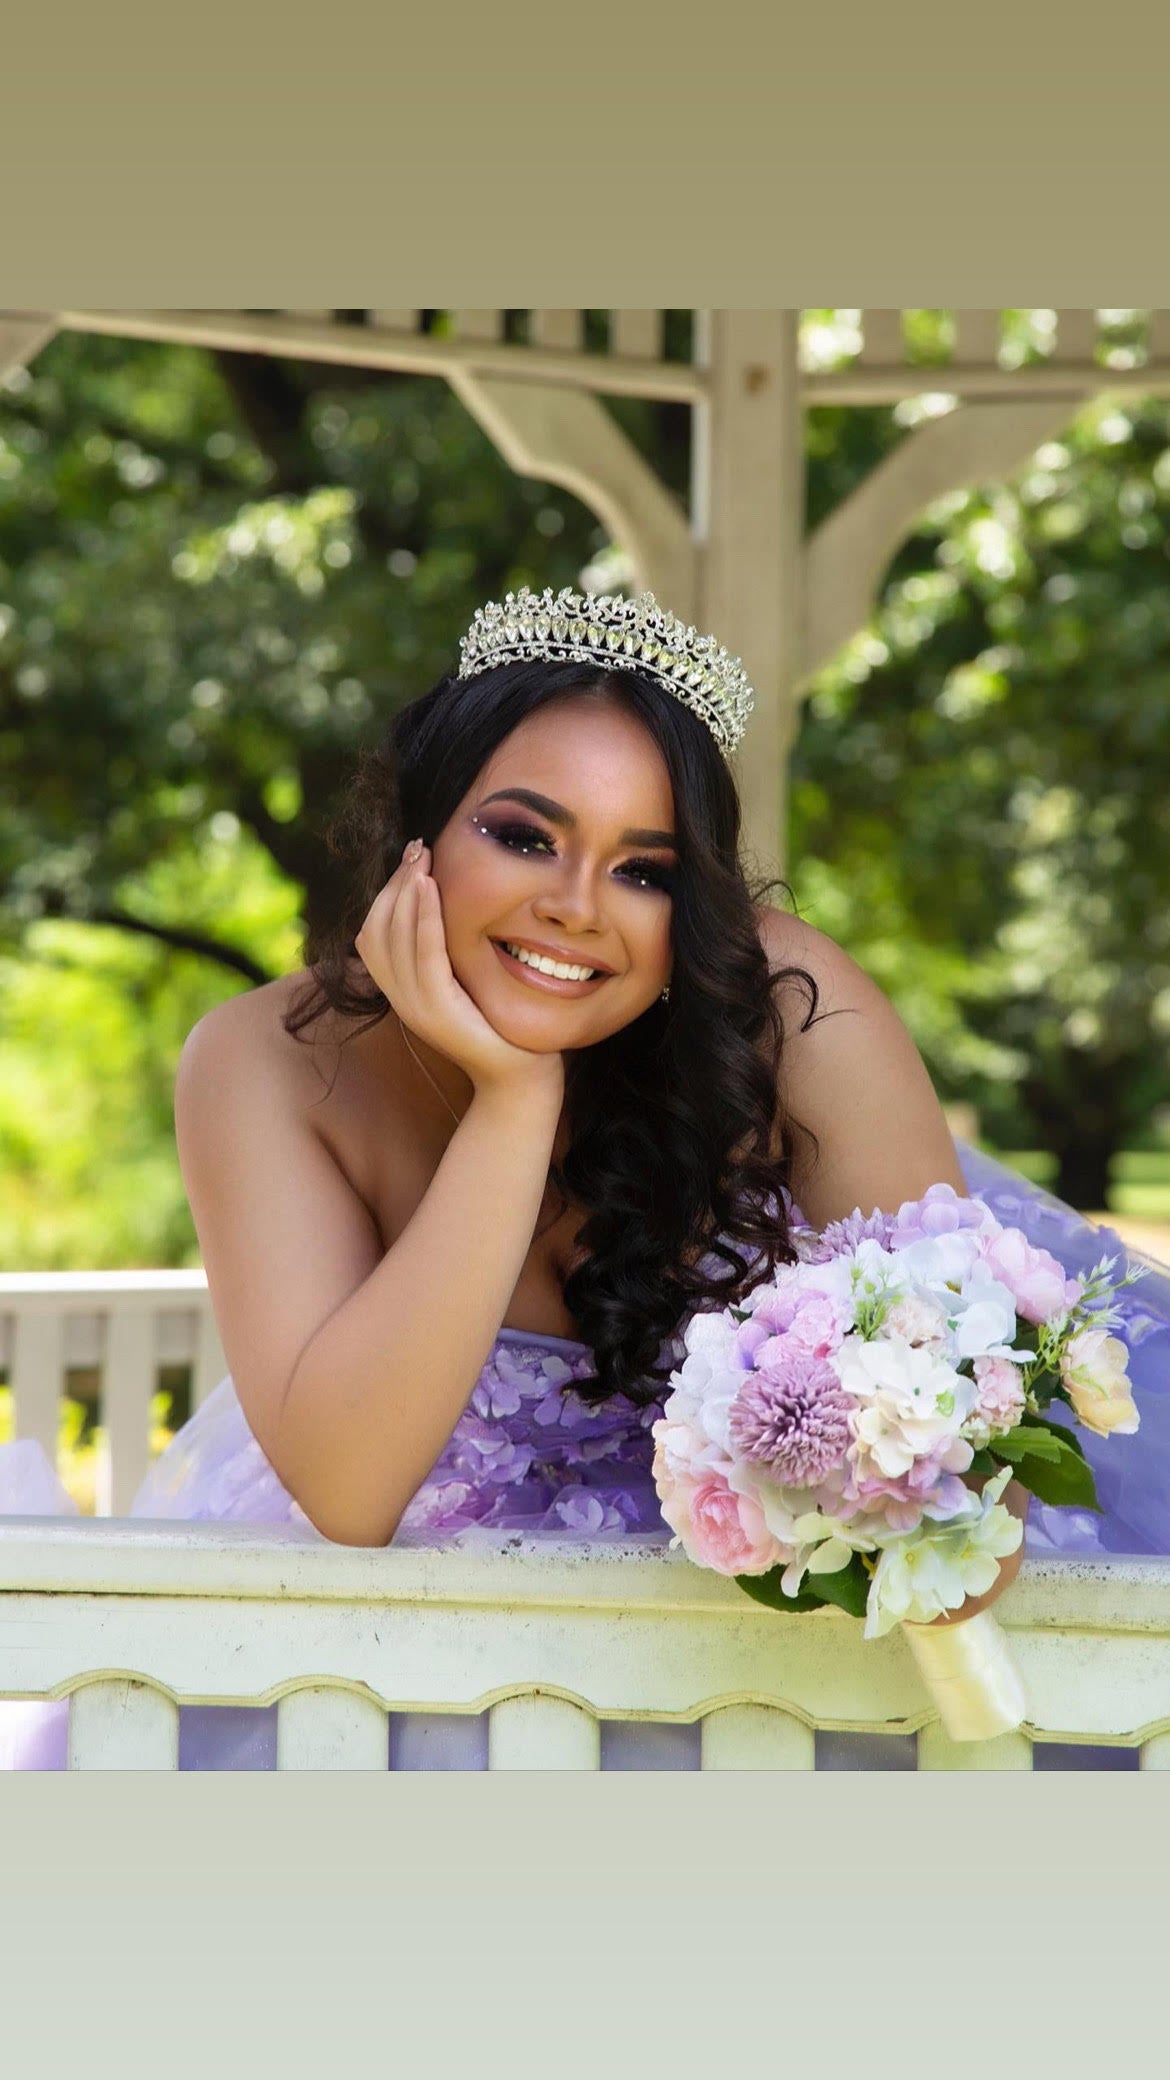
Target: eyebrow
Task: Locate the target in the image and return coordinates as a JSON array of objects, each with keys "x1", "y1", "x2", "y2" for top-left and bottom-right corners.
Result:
[{"x1": 478, "y1": 787, "x2": 678, "y2": 850}]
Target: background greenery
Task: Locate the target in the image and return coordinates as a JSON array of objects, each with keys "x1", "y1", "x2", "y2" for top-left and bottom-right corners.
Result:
[{"x1": 2, "y1": 309, "x2": 1168, "y2": 1292}]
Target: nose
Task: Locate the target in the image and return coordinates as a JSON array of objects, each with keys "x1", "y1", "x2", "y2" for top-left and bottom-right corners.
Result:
[{"x1": 530, "y1": 854, "x2": 605, "y2": 937}]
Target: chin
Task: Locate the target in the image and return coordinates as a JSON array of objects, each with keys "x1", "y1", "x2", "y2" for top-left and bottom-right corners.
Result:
[{"x1": 477, "y1": 991, "x2": 603, "y2": 1051}]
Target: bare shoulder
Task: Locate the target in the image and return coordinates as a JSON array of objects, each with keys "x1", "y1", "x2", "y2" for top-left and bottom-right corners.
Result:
[
  {"x1": 178, "y1": 968, "x2": 349, "y2": 1115},
  {"x1": 755, "y1": 904, "x2": 886, "y2": 1012},
  {"x1": 172, "y1": 968, "x2": 387, "y2": 1466},
  {"x1": 752, "y1": 904, "x2": 966, "y2": 1224}
]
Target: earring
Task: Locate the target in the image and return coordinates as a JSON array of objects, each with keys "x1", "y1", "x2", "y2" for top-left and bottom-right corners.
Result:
[{"x1": 660, "y1": 984, "x2": 670, "y2": 1003}]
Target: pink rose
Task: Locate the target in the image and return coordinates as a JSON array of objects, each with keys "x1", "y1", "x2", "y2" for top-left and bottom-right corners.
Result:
[
  {"x1": 651, "y1": 1415, "x2": 717, "y2": 1485},
  {"x1": 654, "y1": 1454, "x2": 785, "y2": 1576},
  {"x1": 978, "y1": 1228, "x2": 1077, "y2": 1325}
]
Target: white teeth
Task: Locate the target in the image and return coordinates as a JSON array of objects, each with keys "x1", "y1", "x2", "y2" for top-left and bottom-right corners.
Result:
[{"x1": 502, "y1": 943, "x2": 601, "y2": 982}]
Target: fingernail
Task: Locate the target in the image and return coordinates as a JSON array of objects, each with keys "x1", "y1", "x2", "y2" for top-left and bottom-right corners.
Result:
[{"x1": 404, "y1": 838, "x2": 422, "y2": 863}]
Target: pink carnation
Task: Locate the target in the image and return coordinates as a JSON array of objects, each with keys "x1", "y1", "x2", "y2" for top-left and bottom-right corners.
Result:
[
  {"x1": 754, "y1": 1292, "x2": 847, "y2": 1367},
  {"x1": 971, "y1": 1355, "x2": 1026, "y2": 1437},
  {"x1": 652, "y1": 1451, "x2": 786, "y2": 1576},
  {"x1": 840, "y1": 1456, "x2": 971, "y2": 1535},
  {"x1": 978, "y1": 1228, "x2": 1078, "y2": 1325}
]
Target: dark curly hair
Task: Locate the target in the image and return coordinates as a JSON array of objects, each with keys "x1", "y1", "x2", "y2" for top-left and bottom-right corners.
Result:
[{"x1": 282, "y1": 657, "x2": 828, "y2": 1405}]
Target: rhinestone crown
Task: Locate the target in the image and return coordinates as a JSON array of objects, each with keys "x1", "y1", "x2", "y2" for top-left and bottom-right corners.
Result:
[{"x1": 456, "y1": 586, "x2": 753, "y2": 756}]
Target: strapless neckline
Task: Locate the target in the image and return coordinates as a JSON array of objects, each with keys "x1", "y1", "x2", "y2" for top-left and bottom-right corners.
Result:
[{"x1": 494, "y1": 1323, "x2": 592, "y2": 1356}]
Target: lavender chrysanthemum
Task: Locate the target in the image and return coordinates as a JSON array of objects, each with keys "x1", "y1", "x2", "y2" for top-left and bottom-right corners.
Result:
[
  {"x1": 727, "y1": 1351, "x2": 853, "y2": 1487},
  {"x1": 820, "y1": 1208, "x2": 897, "y2": 1255}
]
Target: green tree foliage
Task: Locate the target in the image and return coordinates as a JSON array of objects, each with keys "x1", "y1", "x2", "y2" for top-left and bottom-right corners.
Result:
[
  {"x1": 791, "y1": 385, "x2": 1170, "y2": 1206},
  {"x1": 0, "y1": 331, "x2": 655, "y2": 968}
]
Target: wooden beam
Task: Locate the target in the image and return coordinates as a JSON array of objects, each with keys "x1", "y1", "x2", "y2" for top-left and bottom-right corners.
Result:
[
  {"x1": 529, "y1": 311, "x2": 583, "y2": 351},
  {"x1": 610, "y1": 311, "x2": 662, "y2": 361},
  {"x1": 0, "y1": 312, "x2": 57, "y2": 380},
  {"x1": 802, "y1": 399, "x2": 1081, "y2": 685},
  {"x1": 693, "y1": 310, "x2": 804, "y2": 884},
  {"x1": 444, "y1": 368, "x2": 696, "y2": 620},
  {"x1": 452, "y1": 311, "x2": 504, "y2": 341},
  {"x1": 803, "y1": 362, "x2": 1170, "y2": 404},
  {"x1": 53, "y1": 309, "x2": 703, "y2": 405},
  {"x1": 952, "y1": 310, "x2": 1003, "y2": 367}
]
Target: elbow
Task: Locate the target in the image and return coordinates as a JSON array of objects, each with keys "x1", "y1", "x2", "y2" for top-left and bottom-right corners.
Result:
[{"x1": 285, "y1": 1480, "x2": 406, "y2": 1550}]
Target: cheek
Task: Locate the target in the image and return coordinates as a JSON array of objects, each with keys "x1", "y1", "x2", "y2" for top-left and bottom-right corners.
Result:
[{"x1": 430, "y1": 840, "x2": 503, "y2": 930}]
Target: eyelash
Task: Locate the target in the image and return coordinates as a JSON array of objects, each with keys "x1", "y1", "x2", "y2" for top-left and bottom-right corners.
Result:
[{"x1": 481, "y1": 819, "x2": 676, "y2": 893}]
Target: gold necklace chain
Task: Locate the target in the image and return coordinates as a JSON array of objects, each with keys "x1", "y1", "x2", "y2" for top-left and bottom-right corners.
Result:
[{"x1": 395, "y1": 1013, "x2": 463, "y2": 1129}]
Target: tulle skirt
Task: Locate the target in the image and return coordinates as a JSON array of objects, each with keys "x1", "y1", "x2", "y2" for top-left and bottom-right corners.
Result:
[{"x1": 2, "y1": 1139, "x2": 1168, "y2": 1770}]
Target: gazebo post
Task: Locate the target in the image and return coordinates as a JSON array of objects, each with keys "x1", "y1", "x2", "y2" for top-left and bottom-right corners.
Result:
[{"x1": 693, "y1": 309, "x2": 804, "y2": 884}]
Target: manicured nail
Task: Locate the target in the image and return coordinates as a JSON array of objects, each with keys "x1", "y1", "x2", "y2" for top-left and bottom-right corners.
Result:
[{"x1": 404, "y1": 838, "x2": 422, "y2": 863}]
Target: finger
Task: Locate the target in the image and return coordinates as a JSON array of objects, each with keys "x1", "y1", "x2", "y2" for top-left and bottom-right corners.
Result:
[
  {"x1": 385, "y1": 856, "x2": 424, "y2": 1005},
  {"x1": 414, "y1": 868, "x2": 454, "y2": 992},
  {"x1": 356, "y1": 840, "x2": 420, "y2": 957}
]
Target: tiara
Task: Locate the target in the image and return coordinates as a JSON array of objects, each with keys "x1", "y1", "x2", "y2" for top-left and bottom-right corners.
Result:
[{"x1": 456, "y1": 585, "x2": 754, "y2": 755}]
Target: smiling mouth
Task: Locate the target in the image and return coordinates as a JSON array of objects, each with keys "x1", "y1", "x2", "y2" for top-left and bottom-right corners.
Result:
[{"x1": 491, "y1": 940, "x2": 611, "y2": 991}]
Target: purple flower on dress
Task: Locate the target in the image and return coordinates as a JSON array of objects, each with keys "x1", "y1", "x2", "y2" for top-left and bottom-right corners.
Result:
[
  {"x1": 546, "y1": 1486, "x2": 628, "y2": 1534},
  {"x1": 727, "y1": 1349, "x2": 853, "y2": 1486},
  {"x1": 470, "y1": 1372, "x2": 523, "y2": 1420},
  {"x1": 451, "y1": 1417, "x2": 534, "y2": 1487},
  {"x1": 399, "y1": 1479, "x2": 481, "y2": 1533}
]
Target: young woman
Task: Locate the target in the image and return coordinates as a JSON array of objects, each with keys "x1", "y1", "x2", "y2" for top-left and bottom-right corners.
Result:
[{"x1": 3, "y1": 587, "x2": 1168, "y2": 1770}]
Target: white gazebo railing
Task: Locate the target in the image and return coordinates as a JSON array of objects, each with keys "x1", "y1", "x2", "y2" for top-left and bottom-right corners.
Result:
[
  {"x1": 2, "y1": 1520, "x2": 1170, "y2": 1770},
  {"x1": 0, "y1": 1271, "x2": 228, "y2": 1516}
]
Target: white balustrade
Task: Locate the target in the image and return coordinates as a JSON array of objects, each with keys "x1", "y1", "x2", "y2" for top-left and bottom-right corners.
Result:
[
  {"x1": 276, "y1": 1685, "x2": 389, "y2": 1770},
  {"x1": 0, "y1": 1271, "x2": 228, "y2": 1512},
  {"x1": 488, "y1": 1693, "x2": 600, "y2": 1769},
  {"x1": 700, "y1": 1702, "x2": 816, "y2": 1769},
  {"x1": 68, "y1": 1677, "x2": 179, "y2": 1769},
  {"x1": 1, "y1": 1520, "x2": 1169, "y2": 1772}
]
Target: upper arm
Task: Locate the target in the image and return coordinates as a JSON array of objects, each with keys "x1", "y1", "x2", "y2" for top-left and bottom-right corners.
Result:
[
  {"x1": 759, "y1": 909, "x2": 966, "y2": 1228},
  {"x1": 173, "y1": 995, "x2": 385, "y2": 1468}
]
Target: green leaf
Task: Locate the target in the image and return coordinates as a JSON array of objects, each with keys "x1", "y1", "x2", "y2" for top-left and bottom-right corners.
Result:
[
  {"x1": 736, "y1": 1553, "x2": 871, "y2": 1620},
  {"x1": 735, "y1": 1566, "x2": 830, "y2": 1615},
  {"x1": 990, "y1": 1429, "x2": 1101, "y2": 1510},
  {"x1": 808, "y1": 1554, "x2": 871, "y2": 1617},
  {"x1": 968, "y1": 1447, "x2": 997, "y2": 1474},
  {"x1": 990, "y1": 1424, "x2": 1065, "y2": 1463},
  {"x1": 1023, "y1": 1404, "x2": 1090, "y2": 1460}
]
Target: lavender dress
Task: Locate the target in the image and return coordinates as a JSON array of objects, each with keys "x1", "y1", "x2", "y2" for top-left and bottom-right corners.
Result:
[{"x1": 1, "y1": 1139, "x2": 1168, "y2": 1771}]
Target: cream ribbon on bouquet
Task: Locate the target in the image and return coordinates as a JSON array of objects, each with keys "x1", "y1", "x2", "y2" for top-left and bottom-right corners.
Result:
[{"x1": 901, "y1": 1610, "x2": 1027, "y2": 1742}]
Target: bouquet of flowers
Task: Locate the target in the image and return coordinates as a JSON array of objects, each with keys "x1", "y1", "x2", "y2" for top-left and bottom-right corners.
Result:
[{"x1": 651, "y1": 1184, "x2": 1146, "y2": 1740}]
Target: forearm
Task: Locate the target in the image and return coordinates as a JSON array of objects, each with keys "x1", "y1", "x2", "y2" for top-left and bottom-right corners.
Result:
[{"x1": 274, "y1": 1081, "x2": 563, "y2": 1544}]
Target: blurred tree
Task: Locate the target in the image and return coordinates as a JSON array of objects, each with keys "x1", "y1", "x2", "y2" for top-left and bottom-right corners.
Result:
[
  {"x1": 791, "y1": 386, "x2": 1170, "y2": 1207},
  {"x1": 0, "y1": 331, "x2": 690, "y2": 975}
]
